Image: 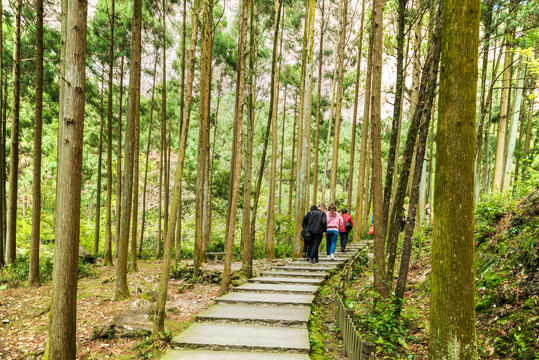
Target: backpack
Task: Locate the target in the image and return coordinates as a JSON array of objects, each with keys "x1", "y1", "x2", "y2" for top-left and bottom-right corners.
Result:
[{"x1": 344, "y1": 214, "x2": 353, "y2": 231}]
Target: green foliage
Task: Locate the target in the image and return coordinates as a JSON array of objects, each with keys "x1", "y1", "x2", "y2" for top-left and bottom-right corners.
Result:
[
  {"x1": 0, "y1": 254, "x2": 93, "y2": 288},
  {"x1": 348, "y1": 288, "x2": 415, "y2": 357}
]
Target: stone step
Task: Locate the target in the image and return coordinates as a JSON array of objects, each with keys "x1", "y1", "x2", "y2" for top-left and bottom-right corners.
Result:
[
  {"x1": 286, "y1": 261, "x2": 338, "y2": 267},
  {"x1": 232, "y1": 282, "x2": 319, "y2": 295},
  {"x1": 170, "y1": 323, "x2": 310, "y2": 353},
  {"x1": 248, "y1": 276, "x2": 323, "y2": 285},
  {"x1": 162, "y1": 350, "x2": 310, "y2": 360},
  {"x1": 215, "y1": 292, "x2": 314, "y2": 307},
  {"x1": 196, "y1": 304, "x2": 310, "y2": 326},
  {"x1": 274, "y1": 265, "x2": 334, "y2": 273},
  {"x1": 262, "y1": 270, "x2": 326, "y2": 278}
]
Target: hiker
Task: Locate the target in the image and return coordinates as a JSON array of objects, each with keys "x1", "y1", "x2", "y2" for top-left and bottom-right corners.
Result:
[
  {"x1": 301, "y1": 205, "x2": 318, "y2": 259},
  {"x1": 304, "y1": 203, "x2": 327, "y2": 264},
  {"x1": 339, "y1": 209, "x2": 353, "y2": 252},
  {"x1": 401, "y1": 209, "x2": 406, "y2": 232},
  {"x1": 325, "y1": 204, "x2": 343, "y2": 260}
]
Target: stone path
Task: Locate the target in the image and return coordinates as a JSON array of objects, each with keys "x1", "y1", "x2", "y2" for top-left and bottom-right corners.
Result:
[{"x1": 161, "y1": 243, "x2": 364, "y2": 359}]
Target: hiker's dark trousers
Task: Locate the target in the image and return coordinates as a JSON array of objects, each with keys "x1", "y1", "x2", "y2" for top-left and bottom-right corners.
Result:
[{"x1": 309, "y1": 233, "x2": 324, "y2": 261}]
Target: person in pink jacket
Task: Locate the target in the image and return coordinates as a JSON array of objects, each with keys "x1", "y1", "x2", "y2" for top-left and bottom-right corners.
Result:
[
  {"x1": 339, "y1": 209, "x2": 353, "y2": 252},
  {"x1": 325, "y1": 204, "x2": 343, "y2": 260}
]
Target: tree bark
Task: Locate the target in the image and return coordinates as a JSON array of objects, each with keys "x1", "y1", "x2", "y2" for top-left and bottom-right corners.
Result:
[
  {"x1": 294, "y1": 0, "x2": 315, "y2": 258},
  {"x1": 0, "y1": 0, "x2": 4, "y2": 268},
  {"x1": 152, "y1": 0, "x2": 201, "y2": 335},
  {"x1": 194, "y1": 0, "x2": 213, "y2": 275},
  {"x1": 347, "y1": 0, "x2": 366, "y2": 213},
  {"x1": 329, "y1": 0, "x2": 348, "y2": 204},
  {"x1": 502, "y1": 60, "x2": 524, "y2": 192},
  {"x1": 313, "y1": 0, "x2": 325, "y2": 206},
  {"x1": 385, "y1": 20, "x2": 441, "y2": 284},
  {"x1": 288, "y1": 93, "x2": 298, "y2": 217},
  {"x1": 241, "y1": 0, "x2": 256, "y2": 277},
  {"x1": 104, "y1": 0, "x2": 115, "y2": 267},
  {"x1": 395, "y1": 4, "x2": 442, "y2": 309},
  {"x1": 175, "y1": 0, "x2": 187, "y2": 261},
  {"x1": 429, "y1": 0, "x2": 479, "y2": 357},
  {"x1": 370, "y1": 0, "x2": 387, "y2": 298},
  {"x1": 522, "y1": 79, "x2": 535, "y2": 180},
  {"x1": 115, "y1": 0, "x2": 143, "y2": 300},
  {"x1": 492, "y1": 39, "x2": 513, "y2": 192},
  {"x1": 140, "y1": 53, "x2": 158, "y2": 255},
  {"x1": 5, "y1": 0, "x2": 21, "y2": 265},
  {"x1": 264, "y1": 0, "x2": 283, "y2": 261},
  {"x1": 28, "y1": 0, "x2": 44, "y2": 284},
  {"x1": 354, "y1": 6, "x2": 374, "y2": 235},
  {"x1": 45, "y1": 0, "x2": 87, "y2": 354},
  {"x1": 278, "y1": 86, "x2": 287, "y2": 214},
  {"x1": 382, "y1": 0, "x2": 406, "y2": 233},
  {"x1": 94, "y1": 74, "x2": 105, "y2": 254},
  {"x1": 219, "y1": 0, "x2": 247, "y2": 295},
  {"x1": 115, "y1": 54, "x2": 124, "y2": 260}
]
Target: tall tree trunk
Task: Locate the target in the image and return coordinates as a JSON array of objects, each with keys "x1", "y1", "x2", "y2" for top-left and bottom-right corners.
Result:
[
  {"x1": 194, "y1": 0, "x2": 213, "y2": 275},
  {"x1": 288, "y1": 93, "x2": 298, "y2": 216},
  {"x1": 115, "y1": 54, "x2": 125, "y2": 259},
  {"x1": 45, "y1": 0, "x2": 87, "y2": 354},
  {"x1": 502, "y1": 61, "x2": 524, "y2": 192},
  {"x1": 278, "y1": 86, "x2": 287, "y2": 214},
  {"x1": 385, "y1": 17, "x2": 441, "y2": 284},
  {"x1": 321, "y1": 76, "x2": 335, "y2": 205},
  {"x1": 241, "y1": 0, "x2": 256, "y2": 276},
  {"x1": 354, "y1": 5, "x2": 375, "y2": 234},
  {"x1": 395, "y1": 5, "x2": 442, "y2": 309},
  {"x1": 346, "y1": 0, "x2": 366, "y2": 213},
  {"x1": 5, "y1": 0, "x2": 21, "y2": 265},
  {"x1": 152, "y1": 0, "x2": 202, "y2": 335},
  {"x1": 329, "y1": 0, "x2": 348, "y2": 204},
  {"x1": 429, "y1": 0, "x2": 480, "y2": 358},
  {"x1": 94, "y1": 74, "x2": 105, "y2": 254},
  {"x1": 28, "y1": 0, "x2": 44, "y2": 284},
  {"x1": 522, "y1": 79, "x2": 535, "y2": 180},
  {"x1": 104, "y1": 0, "x2": 115, "y2": 267},
  {"x1": 382, "y1": 0, "x2": 406, "y2": 232},
  {"x1": 363, "y1": 142, "x2": 371, "y2": 230},
  {"x1": 175, "y1": 0, "x2": 187, "y2": 261},
  {"x1": 0, "y1": 0, "x2": 4, "y2": 268},
  {"x1": 162, "y1": 0, "x2": 170, "y2": 261},
  {"x1": 313, "y1": 0, "x2": 325, "y2": 206},
  {"x1": 294, "y1": 0, "x2": 315, "y2": 258},
  {"x1": 264, "y1": 0, "x2": 282, "y2": 260},
  {"x1": 140, "y1": 53, "x2": 158, "y2": 255},
  {"x1": 220, "y1": 0, "x2": 247, "y2": 295},
  {"x1": 492, "y1": 40, "x2": 513, "y2": 192},
  {"x1": 370, "y1": 0, "x2": 387, "y2": 298},
  {"x1": 474, "y1": 0, "x2": 494, "y2": 202},
  {"x1": 115, "y1": 0, "x2": 142, "y2": 300},
  {"x1": 130, "y1": 68, "x2": 141, "y2": 272}
]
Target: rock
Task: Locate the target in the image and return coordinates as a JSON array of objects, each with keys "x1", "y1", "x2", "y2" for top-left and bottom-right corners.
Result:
[{"x1": 96, "y1": 299, "x2": 156, "y2": 338}]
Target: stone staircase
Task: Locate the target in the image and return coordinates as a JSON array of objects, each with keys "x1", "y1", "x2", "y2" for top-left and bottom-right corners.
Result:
[{"x1": 161, "y1": 243, "x2": 365, "y2": 359}]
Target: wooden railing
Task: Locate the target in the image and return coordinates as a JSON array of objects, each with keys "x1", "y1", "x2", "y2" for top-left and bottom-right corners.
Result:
[{"x1": 334, "y1": 247, "x2": 376, "y2": 360}]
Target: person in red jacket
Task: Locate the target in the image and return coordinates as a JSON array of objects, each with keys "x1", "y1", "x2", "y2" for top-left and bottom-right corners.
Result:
[{"x1": 339, "y1": 209, "x2": 353, "y2": 252}]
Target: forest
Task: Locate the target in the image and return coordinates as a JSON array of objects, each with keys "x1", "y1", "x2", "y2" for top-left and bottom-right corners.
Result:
[{"x1": 0, "y1": 0, "x2": 538, "y2": 358}]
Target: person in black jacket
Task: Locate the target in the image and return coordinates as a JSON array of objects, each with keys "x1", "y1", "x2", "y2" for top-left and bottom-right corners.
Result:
[
  {"x1": 302, "y1": 205, "x2": 318, "y2": 259},
  {"x1": 302, "y1": 203, "x2": 327, "y2": 263}
]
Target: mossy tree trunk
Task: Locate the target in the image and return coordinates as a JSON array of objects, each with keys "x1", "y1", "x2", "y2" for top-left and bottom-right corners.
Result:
[
  {"x1": 152, "y1": 0, "x2": 202, "y2": 335},
  {"x1": 46, "y1": 0, "x2": 87, "y2": 354},
  {"x1": 370, "y1": 0, "x2": 388, "y2": 298},
  {"x1": 5, "y1": 0, "x2": 21, "y2": 265},
  {"x1": 28, "y1": 0, "x2": 44, "y2": 285},
  {"x1": 429, "y1": 0, "x2": 480, "y2": 358},
  {"x1": 220, "y1": 0, "x2": 248, "y2": 295},
  {"x1": 241, "y1": 0, "x2": 256, "y2": 277},
  {"x1": 116, "y1": 0, "x2": 143, "y2": 300},
  {"x1": 104, "y1": 0, "x2": 115, "y2": 267}
]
